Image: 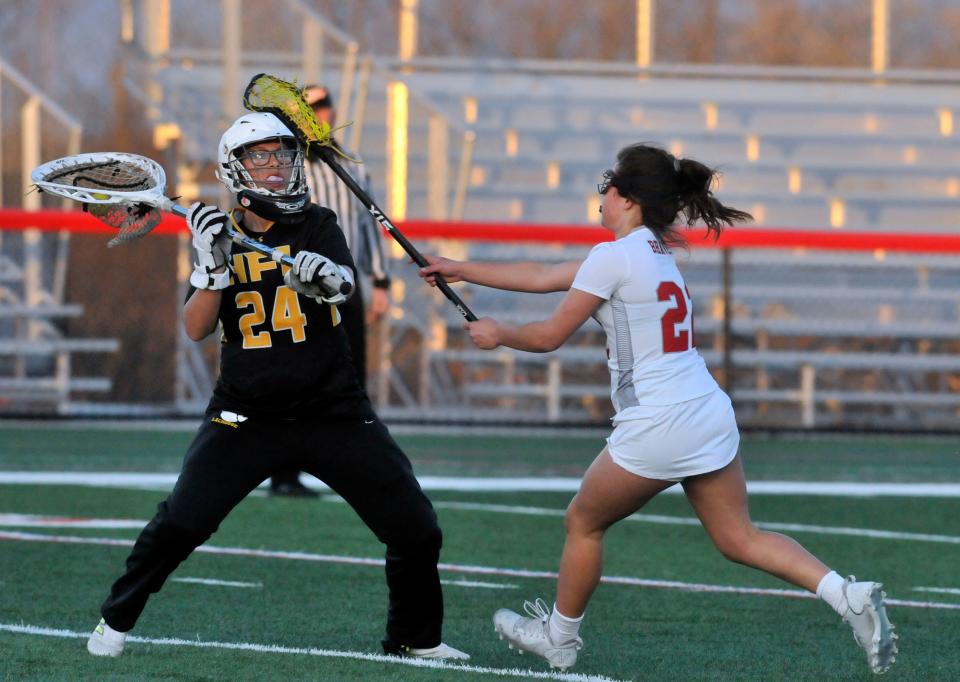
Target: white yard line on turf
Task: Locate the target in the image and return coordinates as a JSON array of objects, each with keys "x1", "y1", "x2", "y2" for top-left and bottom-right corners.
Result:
[
  {"x1": 0, "y1": 623, "x2": 621, "y2": 682},
  {"x1": 431, "y1": 501, "x2": 960, "y2": 545},
  {"x1": 913, "y1": 586, "x2": 960, "y2": 596},
  {"x1": 2, "y1": 529, "x2": 958, "y2": 611},
  {"x1": 5, "y1": 501, "x2": 960, "y2": 548},
  {"x1": 2, "y1": 471, "x2": 960, "y2": 497},
  {"x1": 172, "y1": 577, "x2": 263, "y2": 588},
  {"x1": 0, "y1": 513, "x2": 146, "y2": 529},
  {"x1": 442, "y1": 579, "x2": 518, "y2": 590}
]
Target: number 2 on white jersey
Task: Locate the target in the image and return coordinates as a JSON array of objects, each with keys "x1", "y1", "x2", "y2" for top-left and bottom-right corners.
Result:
[{"x1": 657, "y1": 281, "x2": 695, "y2": 353}]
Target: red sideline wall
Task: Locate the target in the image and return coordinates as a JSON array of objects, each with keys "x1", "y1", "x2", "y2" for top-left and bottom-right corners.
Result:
[{"x1": 2, "y1": 209, "x2": 960, "y2": 254}]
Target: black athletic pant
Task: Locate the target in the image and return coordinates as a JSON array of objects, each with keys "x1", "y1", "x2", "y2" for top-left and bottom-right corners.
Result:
[
  {"x1": 101, "y1": 401, "x2": 443, "y2": 651},
  {"x1": 339, "y1": 278, "x2": 367, "y2": 387},
  {"x1": 272, "y1": 282, "x2": 366, "y2": 490}
]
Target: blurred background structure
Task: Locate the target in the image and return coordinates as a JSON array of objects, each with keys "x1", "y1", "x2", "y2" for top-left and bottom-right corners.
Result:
[{"x1": 2, "y1": 0, "x2": 960, "y2": 429}]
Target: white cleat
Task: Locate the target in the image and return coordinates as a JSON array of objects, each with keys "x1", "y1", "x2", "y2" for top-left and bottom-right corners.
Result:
[
  {"x1": 493, "y1": 598, "x2": 582, "y2": 671},
  {"x1": 840, "y1": 577, "x2": 898, "y2": 674},
  {"x1": 86, "y1": 618, "x2": 127, "y2": 657},
  {"x1": 401, "y1": 642, "x2": 471, "y2": 661}
]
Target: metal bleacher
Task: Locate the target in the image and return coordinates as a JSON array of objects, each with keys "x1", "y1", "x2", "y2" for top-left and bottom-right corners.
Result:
[
  {"x1": 119, "y1": 5, "x2": 960, "y2": 430},
  {"x1": 392, "y1": 61, "x2": 960, "y2": 229},
  {"x1": 358, "y1": 61, "x2": 960, "y2": 429},
  {"x1": 376, "y1": 240, "x2": 960, "y2": 430},
  {"x1": 0, "y1": 59, "x2": 120, "y2": 416}
]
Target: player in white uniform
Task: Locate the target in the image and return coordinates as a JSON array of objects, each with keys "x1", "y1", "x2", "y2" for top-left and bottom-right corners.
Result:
[{"x1": 420, "y1": 143, "x2": 897, "y2": 675}]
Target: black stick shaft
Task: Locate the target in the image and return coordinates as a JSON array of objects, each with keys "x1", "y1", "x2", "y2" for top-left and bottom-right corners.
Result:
[{"x1": 318, "y1": 147, "x2": 478, "y2": 322}]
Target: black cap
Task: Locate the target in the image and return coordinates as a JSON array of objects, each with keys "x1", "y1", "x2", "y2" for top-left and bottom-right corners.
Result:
[{"x1": 304, "y1": 84, "x2": 334, "y2": 110}]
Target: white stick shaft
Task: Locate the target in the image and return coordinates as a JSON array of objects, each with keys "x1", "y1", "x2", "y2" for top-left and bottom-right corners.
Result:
[{"x1": 171, "y1": 200, "x2": 351, "y2": 297}]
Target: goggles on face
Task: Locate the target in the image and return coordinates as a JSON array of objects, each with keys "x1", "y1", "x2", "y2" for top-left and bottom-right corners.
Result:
[
  {"x1": 242, "y1": 148, "x2": 298, "y2": 167},
  {"x1": 598, "y1": 169, "x2": 617, "y2": 195}
]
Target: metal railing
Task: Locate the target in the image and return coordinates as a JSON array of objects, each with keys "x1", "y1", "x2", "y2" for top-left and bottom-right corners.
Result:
[
  {"x1": 0, "y1": 60, "x2": 120, "y2": 413},
  {"x1": 119, "y1": 0, "x2": 478, "y2": 413},
  {"x1": 107, "y1": 4, "x2": 960, "y2": 426},
  {"x1": 373, "y1": 229, "x2": 960, "y2": 431},
  {"x1": 125, "y1": 0, "x2": 474, "y2": 221}
]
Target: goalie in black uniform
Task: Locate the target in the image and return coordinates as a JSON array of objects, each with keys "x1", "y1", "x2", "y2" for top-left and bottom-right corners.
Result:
[{"x1": 86, "y1": 111, "x2": 468, "y2": 662}]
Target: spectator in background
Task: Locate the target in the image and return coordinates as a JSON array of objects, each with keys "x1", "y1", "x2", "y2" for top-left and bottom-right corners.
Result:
[{"x1": 269, "y1": 84, "x2": 392, "y2": 498}]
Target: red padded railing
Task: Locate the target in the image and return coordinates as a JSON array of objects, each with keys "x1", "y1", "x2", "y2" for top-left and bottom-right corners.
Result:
[{"x1": 3, "y1": 209, "x2": 960, "y2": 253}]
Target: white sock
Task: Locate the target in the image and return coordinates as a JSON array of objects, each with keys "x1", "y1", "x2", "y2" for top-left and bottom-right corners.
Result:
[
  {"x1": 549, "y1": 604, "x2": 584, "y2": 644},
  {"x1": 816, "y1": 570, "x2": 847, "y2": 616}
]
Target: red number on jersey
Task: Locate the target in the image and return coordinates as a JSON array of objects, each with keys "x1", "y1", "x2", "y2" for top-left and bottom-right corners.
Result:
[{"x1": 657, "y1": 281, "x2": 695, "y2": 353}]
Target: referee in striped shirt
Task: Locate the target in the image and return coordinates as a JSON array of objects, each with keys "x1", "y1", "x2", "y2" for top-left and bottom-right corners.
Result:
[{"x1": 270, "y1": 85, "x2": 392, "y2": 498}]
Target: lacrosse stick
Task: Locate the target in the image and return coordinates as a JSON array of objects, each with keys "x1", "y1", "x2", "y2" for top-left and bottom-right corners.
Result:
[
  {"x1": 30, "y1": 152, "x2": 352, "y2": 296},
  {"x1": 243, "y1": 73, "x2": 477, "y2": 321}
]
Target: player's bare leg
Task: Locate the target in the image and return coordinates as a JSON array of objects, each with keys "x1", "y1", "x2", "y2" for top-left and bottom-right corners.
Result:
[
  {"x1": 493, "y1": 447, "x2": 672, "y2": 670},
  {"x1": 682, "y1": 454, "x2": 828, "y2": 590},
  {"x1": 556, "y1": 448, "x2": 675, "y2": 616},
  {"x1": 682, "y1": 454, "x2": 897, "y2": 674}
]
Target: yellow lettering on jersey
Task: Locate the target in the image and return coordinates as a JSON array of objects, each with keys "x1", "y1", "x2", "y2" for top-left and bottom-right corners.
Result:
[
  {"x1": 236, "y1": 291, "x2": 272, "y2": 349},
  {"x1": 273, "y1": 286, "x2": 308, "y2": 342},
  {"x1": 244, "y1": 252, "x2": 276, "y2": 282},
  {"x1": 231, "y1": 253, "x2": 249, "y2": 284},
  {"x1": 244, "y1": 244, "x2": 292, "y2": 282}
]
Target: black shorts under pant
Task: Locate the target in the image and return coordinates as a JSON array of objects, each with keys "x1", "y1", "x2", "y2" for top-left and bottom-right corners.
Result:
[{"x1": 100, "y1": 403, "x2": 443, "y2": 651}]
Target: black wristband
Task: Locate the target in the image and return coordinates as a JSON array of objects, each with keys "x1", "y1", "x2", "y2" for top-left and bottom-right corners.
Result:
[{"x1": 372, "y1": 277, "x2": 391, "y2": 289}]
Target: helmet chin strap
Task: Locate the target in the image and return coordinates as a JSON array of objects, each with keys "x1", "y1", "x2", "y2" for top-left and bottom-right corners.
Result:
[{"x1": 237, "y1": 189, "x2": 310, "y2": 223}]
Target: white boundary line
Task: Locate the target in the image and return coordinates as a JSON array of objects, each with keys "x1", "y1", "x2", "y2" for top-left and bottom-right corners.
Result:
[
  {"x1": 3, "y1": 471, "x2": 960, "y2": 496},
  {"x1": 433, "y1": 501, "x2": 960, "y2": 545},
  {"x1": 0, "y1": 513, "x2": 146, "y2": 528},
  {"x1": 1, "y1": 530, "x2": 957, "y2": 611},
  {"x1": 7, "y1": 419, "x2": 960, "y2": 443},
  {"x1": 0, "y1": 623, "x2": 623, "y2": 682},
  {"x1": 913, "y1": 586, "x2": 960, "y2": 596},
  {"x1": 442, "y1": 579, "x2": 518, "y2": 590},
  {"x1": 171, "y1": 577, "x2": 262, "y2": 588},
  {"x1": 5, "y1": 504, "x2": 960, "y2": 547}
]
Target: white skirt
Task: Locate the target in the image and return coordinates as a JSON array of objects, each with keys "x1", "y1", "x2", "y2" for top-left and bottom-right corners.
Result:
[{"x1": 606, "y1": 388, "x2": 739, "y2": 482}]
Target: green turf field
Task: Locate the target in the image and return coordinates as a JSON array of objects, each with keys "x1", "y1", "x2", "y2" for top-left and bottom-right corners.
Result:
[{"x1": 1, "y1": 423, "x2": 959, "y2": 680}]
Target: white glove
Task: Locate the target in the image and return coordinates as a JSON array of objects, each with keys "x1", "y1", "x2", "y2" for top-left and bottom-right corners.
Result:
[
  {"x1": 283, "y1": 250, "x2": 355, "y2": 305},
  {"x1": 187, "y1": 202, "x2": 232, "y2": 290}
]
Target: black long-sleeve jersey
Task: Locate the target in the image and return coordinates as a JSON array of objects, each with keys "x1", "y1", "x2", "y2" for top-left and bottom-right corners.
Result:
[{"x1": 201, "y1": 204, "x2": 366, "y2": 420}]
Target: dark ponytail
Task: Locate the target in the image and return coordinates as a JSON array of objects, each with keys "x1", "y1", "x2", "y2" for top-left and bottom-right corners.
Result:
[{"x1": 612, "y1": 143, "x2": 752, "y2": 247}]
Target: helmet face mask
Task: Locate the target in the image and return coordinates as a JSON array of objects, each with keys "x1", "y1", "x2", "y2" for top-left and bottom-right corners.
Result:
[
  {"x1": 231, "y1": 139, "x2": 304, "y2": 196},
  {"x1": 216, "y1": 112, "x2": 310, "y2": 220}
]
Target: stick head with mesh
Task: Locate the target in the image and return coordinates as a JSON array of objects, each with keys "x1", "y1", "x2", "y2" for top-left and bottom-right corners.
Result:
[
  {"x1": 32, "y1": 152, "x2": 164, "y2": 200},
  {"x1": 31, "y1": 152, "x2": 169, "y2": 247}
]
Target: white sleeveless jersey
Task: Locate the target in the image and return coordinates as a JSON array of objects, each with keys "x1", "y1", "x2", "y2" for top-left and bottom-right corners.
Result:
[{"x1": 571, "y1": 227, "x2": 718, "y2": 419}]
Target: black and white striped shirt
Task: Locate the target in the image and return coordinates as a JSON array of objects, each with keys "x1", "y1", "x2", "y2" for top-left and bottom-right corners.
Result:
[{"x1": 305, "y1": 146, "x2": 390, "y2": 287}]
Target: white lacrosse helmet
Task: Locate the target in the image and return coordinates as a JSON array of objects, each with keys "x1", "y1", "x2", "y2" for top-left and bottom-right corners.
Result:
[{"x1": 216, "y1": 112, "x2": 309, "y2": 220}]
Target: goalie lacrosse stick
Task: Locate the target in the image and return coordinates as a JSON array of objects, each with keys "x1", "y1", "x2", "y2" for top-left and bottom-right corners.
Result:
[
  {"x1": 30, "y1": 152, "x2": 352, "y2": 296},
  {"x1": 243, "y1": 73, "x2": 477, "y2": 322}
]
